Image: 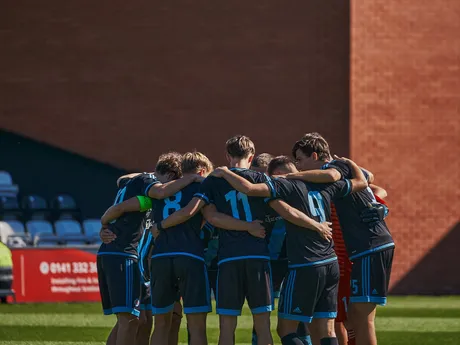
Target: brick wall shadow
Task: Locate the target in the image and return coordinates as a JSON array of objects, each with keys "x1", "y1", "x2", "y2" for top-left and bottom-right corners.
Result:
[{"x1": 391, "y1": 222, "x2": 460, "y2": 295}]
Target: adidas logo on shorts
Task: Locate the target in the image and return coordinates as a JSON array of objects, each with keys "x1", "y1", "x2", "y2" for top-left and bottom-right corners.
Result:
[
  {"x1": 293, "y1": 307, "x2": 302, "y2": 314},
  {"x1": 372, "y1": 289, "x2": 378, "y2": 295}
]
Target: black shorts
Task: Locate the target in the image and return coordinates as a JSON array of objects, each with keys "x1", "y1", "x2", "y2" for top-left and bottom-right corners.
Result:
[
  {"x1": 150, "y1": 256, "x2": 211, "y2": 315},
  {"x1": 278, "y1": 260, "x2": 339, "y2": 323},
  {"x1": 97, "y1": 255, "x2": 141, "y2": 317},
  {"x1": 350, "y1": 247, "x2": 394, "y2": 306},
  {"x1": 271, "y1": 259, "x2": 288, "y2": 297},
  {"x1": 216, "y1": 258, "x2": 274, "y2": 316}
]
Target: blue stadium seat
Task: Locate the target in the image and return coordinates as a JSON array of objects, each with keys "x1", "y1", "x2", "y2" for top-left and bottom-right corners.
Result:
[
  {"x1": 55, "y1": 220, "x2": 86, "y2": 246},
  {"x1": 0, "y1": 196, "x2": 22, "y2": 221},
  {"x1": 52, "y1": 194, "x2": 81, "y2": 221},
  {"x1": 83, "y1": 219, "x2": 102, "y2": 244},
  {"x1": 0, "y1": 221, "x2": 29, "y2": 247},
  {"x1": 26, "y1": 220, "x2": 54, "y2": 237},
  {"x1": 0, "y1": 171, "x2": 19, "y2": 198},
  {"x1": 3, "y1": 220, "x2": 24, "y2": 234},
  {"x1": 22, "y1": 195, "x2": 50, "y2": 221}
]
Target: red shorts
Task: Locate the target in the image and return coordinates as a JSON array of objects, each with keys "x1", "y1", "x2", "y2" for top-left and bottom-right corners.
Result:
[{"x1": 336, "y1": 267, "x2": 352, "y2": 322}]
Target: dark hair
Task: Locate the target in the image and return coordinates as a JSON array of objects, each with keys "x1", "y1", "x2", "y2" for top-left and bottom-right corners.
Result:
[
  {"x1": 155, "y1": 152, "x2": 183, "y2": 180},
  {"x1": 225, "y1": 135, "x2": 255, "y2": 158},
  {"x1": 292, "y1": 132, "x2": 331, "y2": 160},
  {"x1": 251, "y1": 153, "x2": 274, "y2": 168},
  {"x1": 182, "y1": 152, "x2": 214, "y2": 174},
  {"x1": 267, "y1": 155, "x2": 295, "y2": 176}
]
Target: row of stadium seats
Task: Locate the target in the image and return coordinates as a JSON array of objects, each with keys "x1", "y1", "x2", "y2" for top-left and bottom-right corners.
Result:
[
  {"x1": 0, "y1": 194, "x2": 80, "y2": 223},
  {"x1": 0, "y1": 171, "x2": 103, "y2": 248},
  {"x1": 0, "y1": 171, "x2": 83, "y2": 229},
  {"x1": 0, "y1": 219, "x2": 101, "y2": 247}
]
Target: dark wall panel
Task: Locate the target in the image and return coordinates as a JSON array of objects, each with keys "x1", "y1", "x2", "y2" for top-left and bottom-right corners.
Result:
[
  {"x1": 0, "y1": 1, "x2": 350, "y2": 170},
  {"x1": 0, "y1": 130, "x2": 126, "y2": 218}
]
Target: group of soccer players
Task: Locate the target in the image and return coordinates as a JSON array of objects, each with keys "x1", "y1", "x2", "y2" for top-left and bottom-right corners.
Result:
[{"x1": 96, "y1": 132, "x2": 394, "y2": 345}]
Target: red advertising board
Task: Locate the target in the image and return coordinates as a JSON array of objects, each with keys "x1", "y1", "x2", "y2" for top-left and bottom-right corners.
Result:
[{"x1": 11, "y1": 248, "x2": 101, "y2": 303}]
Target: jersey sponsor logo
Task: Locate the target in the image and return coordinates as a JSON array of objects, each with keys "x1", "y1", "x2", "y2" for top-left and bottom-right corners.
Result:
[{"x1": 293, "y1": 307, "x2": 302, "y2": 314}]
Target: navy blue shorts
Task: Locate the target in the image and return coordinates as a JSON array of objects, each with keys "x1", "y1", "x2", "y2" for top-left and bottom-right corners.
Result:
[
  {"x1": 97, "y1": 255, "x2": 141, "y2": 317},
  {"x1": 216, "y1": 258, "x2": 274, "y2": 316},
  {"x1": 150, "y1": 256, "x2": 211, "y2": 315},
  {"x1": 350, "y1": 247, "x2": 394, "y2": 306},
  {"x1": 278, "y1": 261, "x2": 339, "y2": 323}
]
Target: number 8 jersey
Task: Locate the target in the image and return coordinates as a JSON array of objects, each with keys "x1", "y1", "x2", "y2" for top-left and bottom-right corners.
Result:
[
  {"x1": 195, "y1": 168, "x2": 273, "y2": 264},
  {"x1": 151, "y1": 182, "x2": 205, "y2": 260}
]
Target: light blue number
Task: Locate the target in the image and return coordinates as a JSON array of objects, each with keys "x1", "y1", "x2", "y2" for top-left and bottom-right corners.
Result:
[
  {"x1": 307, "y1": 191, "x2": 326, "y2": 222},
  {"x1": 351, "y1": 279, "x2": 359, "y2": 294},
  {"x1": 225, "y1": 190, "x2": 253, "y2": 221},
  {"x1": 113, "y1": 187, "x2": 127, "y2": 206},
  {"x1": 163, "y1": 191, "x2": 182, "y2": 219}
]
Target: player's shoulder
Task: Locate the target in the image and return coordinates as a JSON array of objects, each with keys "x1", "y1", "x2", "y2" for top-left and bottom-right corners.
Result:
[
  {"x1": 322, "y1": 160, "x2": 350, "y2": 178},
  {"x1": 235, "y1": 168, "x2": 268, "y2": 182}
]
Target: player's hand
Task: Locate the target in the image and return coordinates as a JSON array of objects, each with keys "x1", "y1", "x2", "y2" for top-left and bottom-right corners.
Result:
[
  {"x1": 99, "y1": 227, "x2": 116, "y2": 244},
  {"x1": 314, "y1": 221, "x2": 333, "y2": 242},
  {"x1": 247, "y1": 220, "x2": 266, "y2": 238},
  {"x1": 334, "y1": 155, "x2": 353, "y2": 164},
  {"x1": 361, "y1": 202, "x2": 389, "y2": 226},
  {"x1": 211, "y1": 166, "x2": 229, "y2": 178},
  {"x1": 150, "y1": 224, "x2": 160, "y2": 240}
]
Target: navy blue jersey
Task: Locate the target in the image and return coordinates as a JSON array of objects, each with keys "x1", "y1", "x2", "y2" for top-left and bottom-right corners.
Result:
[
  {"x1": 151, "y1": 182, "x2": 204, "y2": 261},
  {"x1": 322, "y1": 160, "x2": 394, "y2": 259},
  {"x1": 98, "y1": 173, "x2": 158, "y2": 259},
  {"x1": 266, "y1": 178, "x2": 352, "y2": 267},
  {"x1": 138, "y1": 208, "x2": 154, "y2": 282},
  {"x1": 265, "y1": 210, "x2": 285, "y2": 260},
  {"x1": 195, "y1": 168, "x2": 272, "y2": 263},
  {"x1": 202, "y1": 222, "x2": 219, "y2": 269}
]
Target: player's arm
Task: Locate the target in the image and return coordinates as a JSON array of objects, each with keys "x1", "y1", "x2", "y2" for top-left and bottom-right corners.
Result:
[
  {"x1": 160, "y1": 197, "x2": 206, "y2": 229},
  {"x1": 211, "y1": 167, "x2": 270, "y2": 197},
  {"x1": 268, "y1": 200, "x2": 332, "y2": 241},
  {"x1": 369, "y1": 184, "x2": 387, "y2": 199},
  {"x1": 333, "y1": 156, "x2": 368, "y2": 192},
  {"x1": 202, "y1": 204, "x2": 265, "y2": 237},
  {"x1": 285, "y1": 168, "x2": 341, "y2": 183},
  {"x1": 147, "y1": 174, "x2": 200, "y2": 199},
  {"x1": 362, "y1": 168, "x2": 374, "y2": 183},
  {"x1": 117, "y1": 173, "x2": 141, "y2": 187},
  {"x1": 101, "y1": 196, "x2": 152, "y2": 227}
]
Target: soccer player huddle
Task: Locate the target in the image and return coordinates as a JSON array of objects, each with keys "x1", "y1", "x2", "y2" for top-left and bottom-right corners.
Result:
[{"x1": 96, "y1": 133, "x2": 394, "y2": 345}]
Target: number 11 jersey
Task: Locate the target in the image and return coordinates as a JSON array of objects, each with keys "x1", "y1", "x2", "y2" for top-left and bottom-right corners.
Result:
[{"x1": 195, "y1": 168, "x2": 273, "y2": 264}]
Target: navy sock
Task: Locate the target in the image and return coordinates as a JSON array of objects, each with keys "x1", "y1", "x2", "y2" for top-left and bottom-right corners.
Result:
[
  {"x1": 320, "y1": 337, "x2": 338, "y2": 345},
  {"x1": 281, "y1": 333, "x2": 299, "y2": 345},
  {"x1": 252, "y1": 327, "x2": 258, "y2": 345},
  {"x1": 296, "y1": 322, "x2": 307, "y2": 337}
]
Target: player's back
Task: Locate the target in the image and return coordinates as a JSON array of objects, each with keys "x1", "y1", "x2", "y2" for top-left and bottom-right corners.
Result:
[
  {"x1": 151, "y1": 182, "x2": 204, "y2": 259},
  {"x1": 269, "y1": 178, "x2": 340, "y2": 266},
  {"x1": 98, "y1": 173, "x2": 157, "y2": 259},
  {"x1": 202, "y1": 168, "x2": 271, "y2": 262},
  {"x1": 322, "y1": 160, "x2": 394, "y2": 259}
]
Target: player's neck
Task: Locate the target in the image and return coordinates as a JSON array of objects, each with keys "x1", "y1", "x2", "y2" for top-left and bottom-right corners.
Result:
[{"x1": 229, "y1": 159, "x2": 251, "y2": 169}]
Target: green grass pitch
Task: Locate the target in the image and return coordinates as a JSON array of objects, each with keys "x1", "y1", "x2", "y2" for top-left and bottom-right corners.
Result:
[{"x1": 1, "y1": 296, "x2": 460, "y2": 344}]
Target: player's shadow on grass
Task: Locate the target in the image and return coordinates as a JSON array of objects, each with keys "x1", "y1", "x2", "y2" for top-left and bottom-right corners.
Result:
[{"x1": 392, "y1": 222, "x2": 460, "y2": 295}]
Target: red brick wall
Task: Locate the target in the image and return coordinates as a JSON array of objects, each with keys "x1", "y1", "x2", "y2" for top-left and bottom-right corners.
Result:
[
  {"x1": 0, "y1": 1, "x2": 349, "y2": 169},
  {"x1": 351, "y1": 1, "x2": 460, "y2": 291}
]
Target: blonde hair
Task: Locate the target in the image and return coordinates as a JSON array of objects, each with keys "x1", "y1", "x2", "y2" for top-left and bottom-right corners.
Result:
[{"x1": 182, "y1": 152, "x2": 214, "y2": 174}]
